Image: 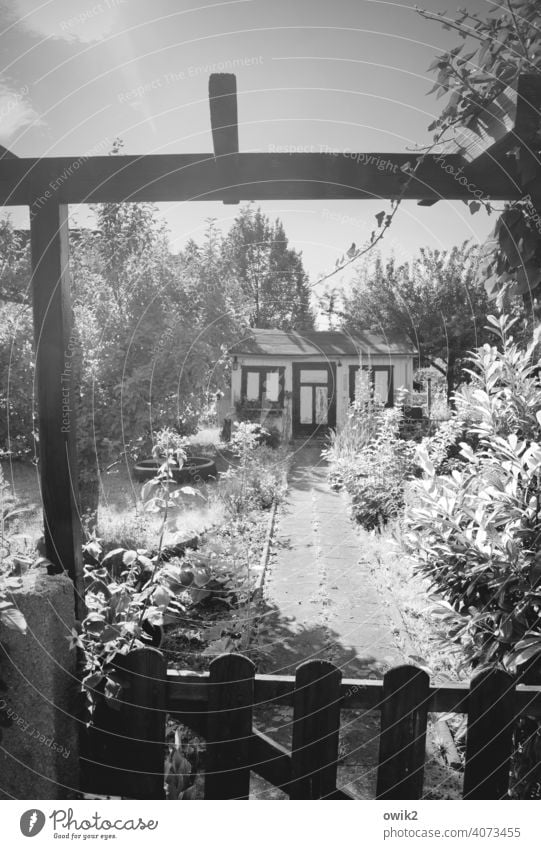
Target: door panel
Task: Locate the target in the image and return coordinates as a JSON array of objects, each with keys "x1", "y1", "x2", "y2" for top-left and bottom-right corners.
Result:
[
  {"x1": 374, "y1": 369, "x2": 389, "y2": 404},
  {"x1": 315, "y1": 386, "x2": 328, "y2": 424},
  {"x1": 292, "y1": 362, "x2": 336, "y2": 436},
  {"x1": 300, "y1": 385, "x2": 313, "y2": 423},
  {"x1": 300, "y1": 369, "x2": 328, "y2": 383}
]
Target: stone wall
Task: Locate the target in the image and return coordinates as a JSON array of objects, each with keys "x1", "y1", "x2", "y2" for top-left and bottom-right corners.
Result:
[{"x1": 0, "y1": 572, "x2": 80, "y2": 799}]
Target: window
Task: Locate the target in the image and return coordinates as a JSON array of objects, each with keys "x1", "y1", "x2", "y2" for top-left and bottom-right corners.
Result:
[
  {"x1": 349, "y1": 365, "x2": 394, "y2": 407},
  {"x1": 241, "y1": 366, "x2": 285, "y2": 408}
]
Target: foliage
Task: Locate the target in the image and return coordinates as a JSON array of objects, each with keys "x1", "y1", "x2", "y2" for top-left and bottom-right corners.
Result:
[
  {"x1": 221, "y1": 422, "x2": 288, "y2": 512},
  {"x1": 419, "y1": 416, "x2": 470, "y2": 475},
  {"x1": 341, "y1": 243, "x2": 490, "y2": 398},
  {"x1": 324, "y1": 388, "x2": 417, "y2": 529},
  {"x1": 221, "y1": 205, "x2": 315, "y2": 330},
  {"x1": 0, "y1": 465, "x2": 34, "y2": 635},
  {"x1": 323, "y1": 381, "x2": 384, "y2": 490},
  {"x1": 0, "y1": 221, "x2": 33, "y2": 458},
  {"x1": 419, "y1": 1, "x2": 541, "y2": 306},
  {"x1": 77, "y1": 440, "x2": 222, "y2": 707},
  {"x1": 403, "y1": 315, "x2": 541, "y2": 680},
  {"x1": 76, "y1": 421, "x2": 284, "y2": 715},
  {"x1": 0, "y1": 467, "x2": 35, "y2": 745}
]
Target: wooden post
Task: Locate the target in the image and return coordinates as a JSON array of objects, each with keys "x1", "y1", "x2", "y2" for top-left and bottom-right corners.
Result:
[
  {"x1": 376, "y1": 665, "x2": 430, "y2": 800},
  {"x1": 205, "y1": 653, "x2": 255, "y2": 799},
  {"x1": 290, "y1": 659, "x2": 342, "y2": 799},
  {"x1": 209, "y1": 73, "x2": 239, "y2": 205},
  {"x1": 30, "y1": 196, "x2": 85, "y2": 619},
  {"x1": 463, "y1": 669, "x2": 515, "y2": 799}
]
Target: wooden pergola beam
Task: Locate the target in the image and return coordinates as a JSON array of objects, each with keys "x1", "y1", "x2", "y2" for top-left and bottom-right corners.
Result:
[
  {"x1": 0, "y1": 151, "x2": 522, "y2": 206},
  {"x1": 209, "y1": 72, "x2": 239, "y2": 159},
  {"x1": 209, "y1": 72, "x2": 240, "y2": 205}
]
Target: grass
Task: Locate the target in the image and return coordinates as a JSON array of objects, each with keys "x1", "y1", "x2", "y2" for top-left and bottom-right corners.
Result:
[{"x1": 0, "y1": 426, "x2": 229, "y2": 549}]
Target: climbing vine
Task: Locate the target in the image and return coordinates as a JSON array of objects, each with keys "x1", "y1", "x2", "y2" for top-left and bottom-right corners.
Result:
[
  {"x1": 319, "y1": 1, "x2": 541, "y2": 314},
  {"x1": 418, "y1": 1, "x2": 541, "y2": 308}
]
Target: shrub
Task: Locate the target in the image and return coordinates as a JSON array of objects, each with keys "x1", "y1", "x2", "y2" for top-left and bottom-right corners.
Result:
[
  {"x1": 324, "y1": 395, "x2": 417, "y2": 529},
  {"x1": 403, "y1": 315, "x2": 541, "y2": 678},
  {"x1": 418, "y1": 416, "x2": 472, "y2": 475},
  {"x1": 218, "y1": 425, "x2": 289, "y2": 513},
  {"x1": 323, "y1": 384, "x2": 384, "y2": 490}
]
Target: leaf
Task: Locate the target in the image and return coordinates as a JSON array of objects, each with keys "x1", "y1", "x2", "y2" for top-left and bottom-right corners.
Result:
[
  {"x1": 179, "y1": 486, "x2": 203, "y2": 498},
  {"x1": 85, "y1": 541, "x2": 102, "y2": 560},
  {"x1": 152, "y1": 586, "x2": 171, "y2": 607},
  {"x1": 375, "y1": 211, "x2": 386, "y2": 228},
  {"x1": 469, "y1": 201, "x2": 481, "y2": 214},
  {"x1": 82, "y1": 672, "x2": 104, "y2": 691},
  {"x1": 102, "y1": 548, "x2": 125, "y2": 562},
  {"x1": 193, "y1": 565, "x2": 211, "y2": 588},
  {"x1": 203, "y1": 636, "x2": 235, "y2": 655},
  {"x1": 508, "y1": 643, "x2": 541, "y2": 670},
  {"x1": 83, "y1": 613, "x2": 107, "y2": 634},
  {"x1": 0, "y1": 606, "x2": 27, "y2": 634},
  {"x1": 137, "y1": 554, "x2": 154, "y2": 569},
  {"x1": 122, "y1": 550, "x2": 138, "y2": 566},
  {"x1": 2, "y1": 577, "x2": 22, "y2": 590}
]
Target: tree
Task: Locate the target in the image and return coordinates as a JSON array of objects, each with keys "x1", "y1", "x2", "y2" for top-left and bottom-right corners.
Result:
[
  {"x1": 221, "y1": 205, "x2": 314, "y2": 330},
  {"x1": 318, "y1": 286, "x2": 344, "y2": 330},
  {"x1": 0, "y1": 220, "x2": 33, "y2": 458},
  {"x1": 341, "y1": 243, "x2": 491, "y2": 398},
  {"x1": 419, "y1": 1, "x2": 541, "y2": 311},
  {"x1": 69, "y1": 208, "x2": 242, "y2": 519}
]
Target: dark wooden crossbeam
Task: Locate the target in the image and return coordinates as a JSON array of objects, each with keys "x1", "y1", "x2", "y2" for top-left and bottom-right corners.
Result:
[{"x1": 0, "y1": 151, "x2": 522, "y2": 205}]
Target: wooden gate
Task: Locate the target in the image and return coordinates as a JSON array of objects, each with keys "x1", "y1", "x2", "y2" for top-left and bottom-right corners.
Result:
[{"x1": 80, "y1": 649, "x2": 541, "y2": 800}]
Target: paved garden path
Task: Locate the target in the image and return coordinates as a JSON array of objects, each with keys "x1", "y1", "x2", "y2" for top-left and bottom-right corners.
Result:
[
  {"x1": 250, "y1": 442, "x2": 459, "y2": 799},
  {"x1": 250, "y1": 441, "x2": 460, "y2": 799},
  {"x1": 255, "y1": 440, "x2": 401, "y2": 678},
  {"x1": 251, "y1": 441, "x2": 399, "y2": 798}
]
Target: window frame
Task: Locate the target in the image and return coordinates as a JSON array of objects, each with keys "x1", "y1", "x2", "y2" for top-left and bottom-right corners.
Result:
[
  {"x1": 349, "y1": 364, "x2": 394, "y2": 407},
  {"x1": 240, "y1": 365, "x2": 286, "y2": 408}
]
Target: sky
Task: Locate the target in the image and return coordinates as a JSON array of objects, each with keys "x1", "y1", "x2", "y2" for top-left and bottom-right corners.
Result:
[{"x1": 0, "y1": 0, "x2": 497, "y2": 292}]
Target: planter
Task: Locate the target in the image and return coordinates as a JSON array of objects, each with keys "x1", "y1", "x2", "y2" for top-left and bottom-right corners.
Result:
[{"x1": 133, "y1": 456, "x2": 218, "y2": 484}]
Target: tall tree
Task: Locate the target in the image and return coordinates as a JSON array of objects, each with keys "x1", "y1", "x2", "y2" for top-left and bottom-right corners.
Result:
[
  {"x1": 342, "y1": 243, "x2": 490, "y2": 398},
  {"x1": 221, "y1": 205, "x2": 314, "y2": 330}
]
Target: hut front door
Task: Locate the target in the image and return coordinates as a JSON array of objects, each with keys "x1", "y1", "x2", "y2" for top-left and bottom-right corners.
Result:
[{"x1": 292, "y1": 362, "x2": 336, "y2": 437}]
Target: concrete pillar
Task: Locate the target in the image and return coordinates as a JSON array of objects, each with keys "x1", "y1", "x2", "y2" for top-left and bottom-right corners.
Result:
[{"x1": 0, "y1": 572, "x2": 80, "y2": 799}]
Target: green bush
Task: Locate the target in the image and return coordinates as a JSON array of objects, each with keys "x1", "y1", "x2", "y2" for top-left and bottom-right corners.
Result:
[
  {"x1": 324, "y1": 397, "x2": 416, "y2": 529},
  {"x1": 323, "y1": 384, "x2": 385, "y2": 490},
  {"x1": 404, "y1": 315, "x2": 541, "y2": 678},
  {"x1": 218, "y1": 428, "x2": 289, "y2": 513}
]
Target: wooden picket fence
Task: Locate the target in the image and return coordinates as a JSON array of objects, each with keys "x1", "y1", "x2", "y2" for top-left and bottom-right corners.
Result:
[{"x1": 80, "y1": 649, "x2": 541, "y2": 800}]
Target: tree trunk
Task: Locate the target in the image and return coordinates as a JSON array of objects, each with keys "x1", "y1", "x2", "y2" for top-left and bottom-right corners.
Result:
[{"x1": 446, "y1": 355, "x2": 456, "y2": 405}]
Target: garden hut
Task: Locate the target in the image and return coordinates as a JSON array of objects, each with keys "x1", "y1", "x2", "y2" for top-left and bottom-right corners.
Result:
[{"x1": 228, "y1": 329, "x2": 417, "y2": 439}]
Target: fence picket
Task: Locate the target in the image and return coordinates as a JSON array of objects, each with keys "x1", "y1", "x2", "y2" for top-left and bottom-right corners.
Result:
[
  {"x1": 81, "y1": 652, "x2": 541, "y2": 801},
  {"x1": 290, "y1": 660, "x2": 342, "y2": 799},
  {"x1": 205, "y1": 653, "x2": 255, "y2": 799},
  {"x1": 463, "y1": 669, "x2": 516, "y2": 799},
  {"x1": 110, "y1": 647, "x2": 167, "y2": 799},
  {"x1": 376, "y1": 665, "x2": 430, "y2": 800}
]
